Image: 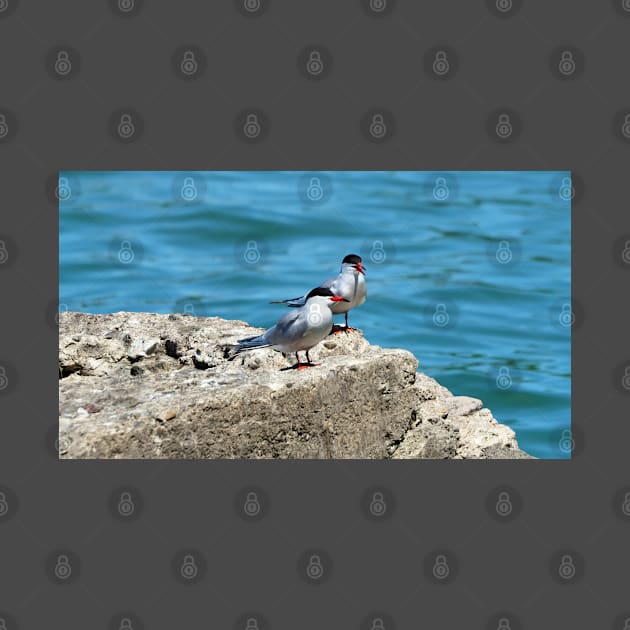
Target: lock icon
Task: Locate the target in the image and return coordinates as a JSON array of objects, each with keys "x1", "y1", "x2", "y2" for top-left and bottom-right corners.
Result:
[
  {"x1": 0, "y1": 618, "x2": 7, "y2": 630},
  {"x1": 369, "y1": 491, "x2": 386, "y2": 516},
  {"x1": 117, "y1": 113, "x2": 135, "y2": 139},
  {"x1": 622, "y1": 366, "x2": 630, "y2": 390},
  {"x1": 432, "y1": 554, "x2": 450, "y2": 579},
  {"x1": 181, "y1": 177, "x2": 197, "y2": 201},
  {"x1": 371, "y1": 618, "x2": 385, "y2": 630},
  {"x1": 0, "y1": 240, "x2": 8, "y2": 264},
  {"x1": 54, "y1": 554, "x2": 72, "y2": 580},
  {"x1": 369, "y1": 0, "x2": 387, "y2": 11},
  {"x1": 0, "y1": 492, "x2": 8, "y2": 516},
  {"x1": 369, "y1": 240, "x2": 386, "y2": 264},
  {"x1": 495, "y1": 113, "x2": 513, "y2": 138},
  {"x1": 0, "y1": 0, "x2": 7, "y2": 11},
  {"x1": 432, "y1": 304, "x2": 449, "y2": 327},
  {"x1": 307, "y1": 302, "x2": 323, "y2": 326},
  {"x1": 0, "y1": 113, "x2": 8, "y2": 138},
  {"x1": 495, "y1": 240, "x2": 512, "y2": 264},
  {"x1": 180, "y1": 431, "x2": 197, "y2": 450},
  {"x1": 624, "y1": 0, "x2": 630, "y2": 10},
  {"x1": 118, "y1": 0, "x2": 135, "y2": 11},
  {"x1": 495, "y1": 491, "x2": 512, "y2": 516},
  {"x1": 180, "y1": 554, "x2": 198, "y2": 579},
  {"x1": 622, "y1": 114, "x2": 630, "y2": 139},
  {"x1": 56, "y1": 176, "x2": 72, "y2": 201},
  {"x1": 0, "y1": 366, "x2": 8, "y2": 390},
  {"x1": 245, "y1": 618, "x2": 259, "y2": 630},
  {"x1": 432, "y1": 177, "x2": 449, "y2": 200},
  {"x1": 119, "y1": 618, "x2": 133, "y2": 630},
  {"x1": 118, "y1": 240, "x2": 135, "y2": 264},
  {"x1": 369, "y1": 113, "x2": 387, "y2": 139},
  {"x1": 243, "y1": 113, "x2": 261, "y2": 138},
  {"x1": 558, "y1": 429, "x2": 574, "y2": 453},
  {"x1": 244, "y1": 0, "x2": 261, "y2": 11},
  {"x1": 558, "y1": 554, "x2": 576, "y2": 580},
  {"x1": 558, "y1": 50, "x2": 575, "y2": 75},
  {"x1": 243, "y1": 240, "x2": 260, "y2": 264},
  {"x1": 54, "y1": 51, "x2": 72, "y2": 76},
  {"x1": 117, "y1": 491, "x2": 135, "y2": 516},
  {"x1": 558, "y1": 303, "x2": 574, "y2": 328},
  {"x1": 496, "y1": 618, "x2": 511, "y2": 630},
  {"x1": 180, "y1": 50, "x2": 198, "y2": 76},
  {"x1": 183, "y1": 303, "x2": 195, "y2": 316},
  {"x1": 307, "y1": 50, "x2": 324, "y2": 75},
  {"x1": 432, "y1": 51, "x2": 450, "y2": 76},
  {"x1": 495, "y1": 0, "x2": 512, "y2": 11},
  {"x1": 621, "y1": 492, "x2": 630, "y2": 516},
  {"x1": 306, "y1": 554, "x2": 324, "y2": 579},
  {"x1": 623, "y1": 618, "x2": 630, "y2": 630},
  {"x1": 306, "y1": 177, "x2": 324, "y2": 201},
  {"x1": 621, "y1": 240, "x2": 630, "y2": 264},
  {"x1": 558, "y1": 176, "x2": 573, "y2": 201},
  {"x1": 243, "y1": 491, "x2": 261, "y2": 516},
  {"x1": 496, "y1": 366, "x2": 512, "y2": 390}
]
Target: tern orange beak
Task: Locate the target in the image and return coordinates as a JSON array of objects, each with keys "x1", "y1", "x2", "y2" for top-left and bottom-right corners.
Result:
[
  {"x1": 330, "y1": 295, "x2": 349, "y2": 302},
  {"x1": 355, "y1": 262, "x2": 366, "y2": 275}
]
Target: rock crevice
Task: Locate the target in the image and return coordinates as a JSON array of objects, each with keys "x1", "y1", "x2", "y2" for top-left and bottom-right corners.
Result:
[{"x1": 58, "y1": 312, "x2": 533, "y2": 459}]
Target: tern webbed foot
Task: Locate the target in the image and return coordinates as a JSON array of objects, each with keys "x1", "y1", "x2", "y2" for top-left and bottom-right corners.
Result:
[
  {"x1": 297, "y1": 362, "x2": 318, "y2": 370},
  {"x1": 331, "y1": 324, "x2": 356, "y2": 334}
]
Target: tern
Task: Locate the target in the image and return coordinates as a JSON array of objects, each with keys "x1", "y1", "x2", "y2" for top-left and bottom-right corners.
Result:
[
  {"x1": 229, "y1": 287, "x2": 349, "y2": 369},
  {"x1": 271, "y1": 254, "x2": 366, "y2": 332}
]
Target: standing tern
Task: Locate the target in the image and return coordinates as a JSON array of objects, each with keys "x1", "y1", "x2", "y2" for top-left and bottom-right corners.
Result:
[
  {"x1": 270, "y1": 254, "x2": 366, "y2": 332},
  {"x1": 229, "y1": 287, "x2": 349, "y2": 370}
]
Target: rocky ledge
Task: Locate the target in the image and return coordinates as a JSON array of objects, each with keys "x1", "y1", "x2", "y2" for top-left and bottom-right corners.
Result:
[{"x1": 58, "y1": 312, "x2": 533, "y2": 459}]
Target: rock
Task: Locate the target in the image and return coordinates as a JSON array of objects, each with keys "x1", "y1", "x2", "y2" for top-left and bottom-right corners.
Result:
[{"x1": 58, "y1": 311, "x2": 534, "y2": 460}]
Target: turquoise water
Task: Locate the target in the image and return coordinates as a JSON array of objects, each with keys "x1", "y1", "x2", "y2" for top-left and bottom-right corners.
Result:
[{"x1": 59, "y1": 170, "x2": 571, "y2": 459}]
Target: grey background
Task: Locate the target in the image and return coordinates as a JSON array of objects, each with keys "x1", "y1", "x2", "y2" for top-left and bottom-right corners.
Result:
[{"x1": 1, "y1": 0, "x2": 630, "y2": 628}]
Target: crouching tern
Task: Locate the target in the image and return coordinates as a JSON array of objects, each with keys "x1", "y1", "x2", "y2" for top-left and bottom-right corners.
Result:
[
  {"x1": 228, "y1": 287, "x2": 349, "y2": 370},
  {"x1": 271, "y1": 254, "x2": 366, "y2": 332}
]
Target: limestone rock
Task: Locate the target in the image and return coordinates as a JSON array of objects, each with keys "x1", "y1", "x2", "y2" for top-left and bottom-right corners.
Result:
[{"x1": 58, "y1": 311, "x2": 534, "y2": 460}]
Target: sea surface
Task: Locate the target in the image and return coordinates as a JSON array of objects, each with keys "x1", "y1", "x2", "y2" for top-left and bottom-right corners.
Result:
[{"x1": 59, "y1": 170, "x2": 572, "y2": 459}]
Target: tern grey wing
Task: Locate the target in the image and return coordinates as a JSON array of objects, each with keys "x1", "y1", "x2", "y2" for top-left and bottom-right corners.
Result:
[
  {"x1": 319, "y1": 273, "x2": 339, "y2": 290},
  {"x1": 265, "y1": 307, "x2": 305, "y2": 345}
]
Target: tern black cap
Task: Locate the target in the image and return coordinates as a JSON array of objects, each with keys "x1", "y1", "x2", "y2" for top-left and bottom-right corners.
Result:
[
  {"x1": 342, "y1": 254, "x2": 362, "y2": 265},
  {"x1": 305, "y1": 287, "x2": 335, "y2": 300}
]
